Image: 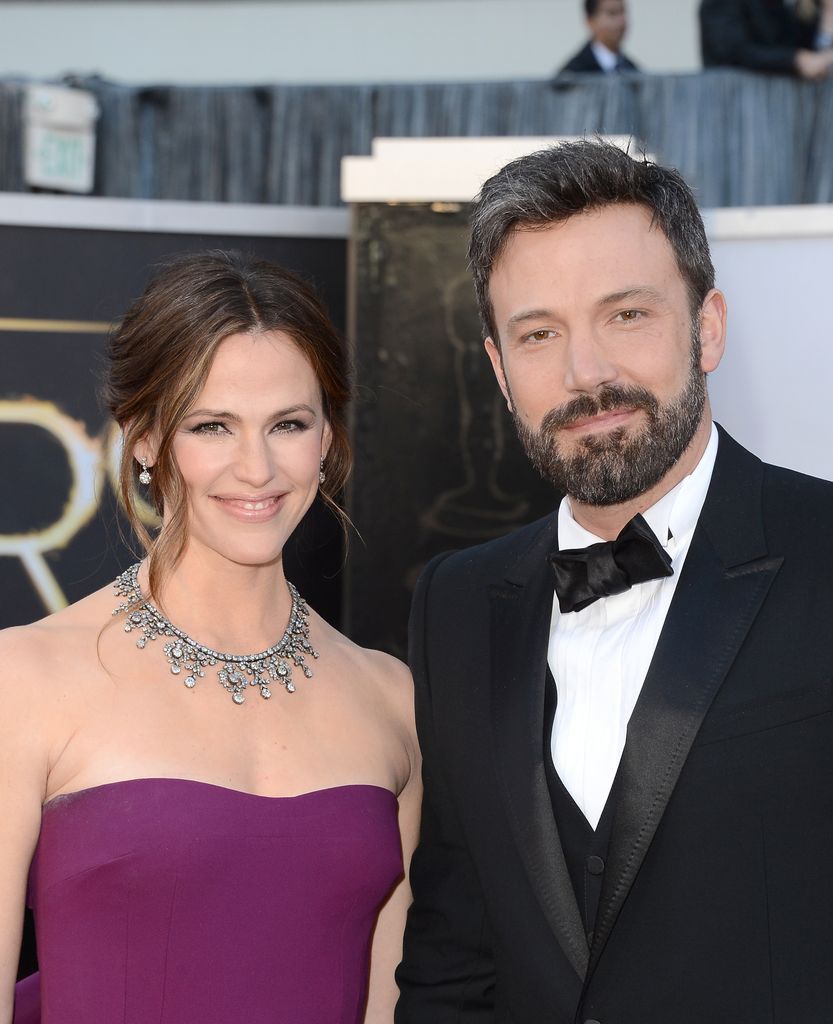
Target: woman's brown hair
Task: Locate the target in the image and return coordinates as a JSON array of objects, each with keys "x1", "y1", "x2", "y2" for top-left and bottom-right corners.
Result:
[{"x1": 104, "y1": 250, "x2": 352, "y2": 600}]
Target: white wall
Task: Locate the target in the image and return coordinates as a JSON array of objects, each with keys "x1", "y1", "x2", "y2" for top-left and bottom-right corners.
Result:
[
  {"x1": 707, "y1": 214, "x2": 833, "y2": 482},
  {"x1": 1, "y1": 0, "x2": 700, "y2": 85}
]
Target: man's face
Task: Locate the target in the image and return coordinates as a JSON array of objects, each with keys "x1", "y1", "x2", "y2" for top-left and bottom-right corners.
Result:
[
  {"x1": 589, "y1": 0, "x2": 627, "y2": 52},
  {"x1": 484, "y1": 204, "x2": 725, "y2": 507}
]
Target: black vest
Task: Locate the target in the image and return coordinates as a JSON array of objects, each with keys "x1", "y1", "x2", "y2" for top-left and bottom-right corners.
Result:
[{"x1": 543, "y1": 669, "x2": 618, "y2": 944}]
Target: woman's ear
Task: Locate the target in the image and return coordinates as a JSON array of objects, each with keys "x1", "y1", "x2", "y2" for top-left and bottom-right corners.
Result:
[
  {"x1": 132, "y1": 431, "x2": 159, "y2": 471},
  {"x1": 321, "y1": 420, "x2": 333, "y2": 461}
]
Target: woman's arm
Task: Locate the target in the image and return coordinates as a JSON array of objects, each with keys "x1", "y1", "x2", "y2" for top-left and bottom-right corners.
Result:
[
  {"x1": 363, "y1": 761, "x2": 421, "y2": 1024},
  {"x1": 363, "y1": 657, "x2": 422, "y2": 1024}
]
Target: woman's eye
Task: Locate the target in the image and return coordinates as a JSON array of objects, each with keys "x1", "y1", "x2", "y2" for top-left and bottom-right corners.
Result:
[
  {"x1": 191, "y1": 421, "x2": 228, "y2": 435},
  {"x1": 272, "y1": 420, "x2": 306, "y2": 433}
]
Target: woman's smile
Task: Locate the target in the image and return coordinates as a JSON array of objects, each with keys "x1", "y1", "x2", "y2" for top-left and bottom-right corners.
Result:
[{"x1": 211, "y1": 492, "x2": 287, "y2": 522}]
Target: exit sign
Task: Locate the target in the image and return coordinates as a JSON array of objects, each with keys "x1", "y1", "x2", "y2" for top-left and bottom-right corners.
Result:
[{"x1": 24, "y1": 86, "x2": 99, "y2": 194}]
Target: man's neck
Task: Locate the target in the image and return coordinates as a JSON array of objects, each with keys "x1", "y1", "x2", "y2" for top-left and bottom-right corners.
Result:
[
  {"x1": 591, "y1": 37, "x2": 621, "y2": 56},
  {"x1": 569, "y1": 411, "x2": 714, "y2": 541}
]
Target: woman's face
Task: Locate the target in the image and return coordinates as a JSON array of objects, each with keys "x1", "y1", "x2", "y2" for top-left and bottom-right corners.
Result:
[{"x1": 170, "y1": 330, "x2": 331, "y2": 570}]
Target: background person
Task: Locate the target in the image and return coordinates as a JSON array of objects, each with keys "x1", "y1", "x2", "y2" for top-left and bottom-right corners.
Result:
[
  {"x1": 559, "y1": 0, "x2": 639, "y2": 74},
  {"x1": 2, "y1": 250, "x2": 420, "y2": 1024},
  {"x1": 700, "y1": 0, "x2": 833, "y2": 79},
  {"x1": 396, "y1": 140, "x2": 833, "y2": 1023}
]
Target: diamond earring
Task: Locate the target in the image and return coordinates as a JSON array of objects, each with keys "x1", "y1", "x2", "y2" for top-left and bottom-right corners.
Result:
[
  {"x1": 138, "y1": 457, "x2": 152, "y2": 485},
  {"x1": 319, "y1": 458, "x2": 326, "y2": 485}
]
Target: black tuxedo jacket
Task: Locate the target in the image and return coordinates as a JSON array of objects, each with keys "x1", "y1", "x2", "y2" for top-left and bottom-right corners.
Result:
[
  {"x1": 558, "y1": 41, "x2": 639, "y2": 74},
  {"x1": 700, "y1": 0, "x2": 819, "y2": 73},
  {"x1": 396, "y1": 428, "x2": 833, "y2": 1023}
]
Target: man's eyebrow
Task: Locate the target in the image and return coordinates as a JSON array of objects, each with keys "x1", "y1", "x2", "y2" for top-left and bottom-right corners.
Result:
[
  {"x1": 505, "y1": 308, "x2": 557, "y2": 329},
  {"x1": 184, "y1": 404, "x2": 316, "y2": 421},
  {"x1": 504, "y1": 288, "x2": 666, "y2": 330},
  {"x1": 598, "y1": 286, "x2": 666, "y2": 306}
]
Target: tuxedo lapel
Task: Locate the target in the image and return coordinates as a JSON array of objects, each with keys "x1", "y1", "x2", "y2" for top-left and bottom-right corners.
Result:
[
  {"x1": 588, "y1": 428, "x2": 783, "y2": 973},
  {"x1": 489, "y1": 515, "x2": 589, "y2": 980}
]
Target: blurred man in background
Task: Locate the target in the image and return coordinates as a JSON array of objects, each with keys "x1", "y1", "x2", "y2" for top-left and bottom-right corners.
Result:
[
  {"x1": 559, "y1": 0, "x2": 639, "y2": 74},
  {"x1": 701, "y1": 0, "x2": 833, "y2": 79}
]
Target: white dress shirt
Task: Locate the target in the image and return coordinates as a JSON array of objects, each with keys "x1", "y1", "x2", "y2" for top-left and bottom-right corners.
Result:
[
  {"x1": 548, "y1": 424, "x2": 719, "y2": 829},
  {"x1": 590, "y1": 40, "x2": 622, "y2": 72}
]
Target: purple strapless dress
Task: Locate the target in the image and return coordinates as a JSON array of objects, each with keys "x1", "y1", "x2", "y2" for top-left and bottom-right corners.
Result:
[{"x1": 14, "y1": 779, "x2": 402, "y2": 1023}]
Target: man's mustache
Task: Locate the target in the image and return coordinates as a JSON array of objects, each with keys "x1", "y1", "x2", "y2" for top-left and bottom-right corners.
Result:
[{"x1": 539, "y1": 385, "x2": 659, "y2": 433}]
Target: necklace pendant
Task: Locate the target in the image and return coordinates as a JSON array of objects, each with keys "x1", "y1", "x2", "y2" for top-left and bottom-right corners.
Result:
[{"x1": 232, "y1": 691, "x2": 246, "y2": 705}]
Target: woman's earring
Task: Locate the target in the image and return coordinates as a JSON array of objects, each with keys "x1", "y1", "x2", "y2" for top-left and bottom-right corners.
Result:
[
  {"x1": 138, "y1": 457, "x2": 152, "y2": 485},
  {"x1": 319, "y1": 458, "x2": 326, "y2": 485}
]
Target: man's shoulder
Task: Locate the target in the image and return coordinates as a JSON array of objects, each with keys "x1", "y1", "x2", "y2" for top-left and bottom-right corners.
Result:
[
  {"x1": 762, "y1": 459, "x2": 833, "y2": 497},
  {"x1": 420, "y1": 511, "x2": 557, "y2": 593},
  {"x1": 760, "y1": 459, "x2": 833, "y2": 528},
  {"x1": 558, "y1": 42, "x2": 600, "y2": 74},
  {"x1": 717, "y1": 425, "x2": 833, "y2": 497},
  {"x1": 717, "y1": 427, "x2": 833, "y2": 543}
]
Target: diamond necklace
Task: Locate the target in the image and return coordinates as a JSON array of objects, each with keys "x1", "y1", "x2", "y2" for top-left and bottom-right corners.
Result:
[{"x1": 112, "y1": 563, "x2": 318, "y2": 705}]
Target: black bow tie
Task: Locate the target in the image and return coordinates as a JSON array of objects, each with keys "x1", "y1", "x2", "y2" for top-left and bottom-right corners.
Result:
[{"x1": 549, "y1": 513, "x2": 673, "y2": 614}]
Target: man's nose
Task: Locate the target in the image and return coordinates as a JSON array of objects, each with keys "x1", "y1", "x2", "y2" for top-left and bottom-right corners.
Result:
[{"x1": 562, "y1": 330, "x2": 618, "y2": 394}]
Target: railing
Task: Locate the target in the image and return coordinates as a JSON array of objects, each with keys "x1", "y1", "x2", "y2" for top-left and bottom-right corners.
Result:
[{"x1": 1, "y1": 70, "x2": 832, "y2": 207}]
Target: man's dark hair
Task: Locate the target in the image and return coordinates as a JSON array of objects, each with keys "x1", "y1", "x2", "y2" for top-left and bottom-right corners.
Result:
[
  {"x1": 585, "y1": 0, "x2": 601, "y2": 16},
  {"x1": 467, "y1": 139, "x2": 715, "y2": 343}
]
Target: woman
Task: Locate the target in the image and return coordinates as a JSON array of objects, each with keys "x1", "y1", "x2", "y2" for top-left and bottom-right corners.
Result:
[{"x1": 1, "y1": 251, "x2": 420, "y2": 1023}]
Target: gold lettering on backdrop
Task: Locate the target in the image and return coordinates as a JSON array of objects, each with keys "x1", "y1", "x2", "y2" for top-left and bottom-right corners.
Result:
[
  {"x1": 0, "y1": 318, "x2": 111, "y2": 334},
  {"x1": 0, "y1": 401, "x2": 101, "y2": 611},
  {"x1": 0, "y1": 401, "x2": 160, "y2": 614}
]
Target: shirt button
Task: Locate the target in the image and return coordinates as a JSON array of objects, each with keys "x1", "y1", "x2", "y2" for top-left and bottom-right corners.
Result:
[{"x1": 586, "y1": 855, "x2": 605, "y2": 875}]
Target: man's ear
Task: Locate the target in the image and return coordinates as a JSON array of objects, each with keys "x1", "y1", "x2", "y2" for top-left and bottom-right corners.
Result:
[
  {"x1": 699, "y1": 289, "x2": 727, "y2": 374},
  {"x1": 484, "y1": 337, "x2": 513, "y2": 412}
]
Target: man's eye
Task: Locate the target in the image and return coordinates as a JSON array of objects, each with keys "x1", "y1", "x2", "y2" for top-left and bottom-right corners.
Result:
[
  {"x1": 617, "y1": 310, "x2": 642, "y2": 322},
  {"x1": 527, "y1": 329, "x2": 555, "y2": 343}
]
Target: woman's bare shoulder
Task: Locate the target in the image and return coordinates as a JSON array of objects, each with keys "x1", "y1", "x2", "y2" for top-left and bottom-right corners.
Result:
[
  {"x1": 316, "y1": 613, "x2": 411, "y2": 687},
  {"x1": 316, "y1": 614, "x2": 415, "y2": 730},
  {"x1": 0, "y1": 582, "x2": 119, "y2": 684}
]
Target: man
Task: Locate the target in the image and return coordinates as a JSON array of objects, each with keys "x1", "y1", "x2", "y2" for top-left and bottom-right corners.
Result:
[
  {"x1": 559, "y1": 0, "x2": 639, "y2": 74},
  {"x1": 700, "y1": 0, "x2": 833, "y2": 79},
  {"x1": 396, "y1": 140, "x2": 833, "y2": 1022}
]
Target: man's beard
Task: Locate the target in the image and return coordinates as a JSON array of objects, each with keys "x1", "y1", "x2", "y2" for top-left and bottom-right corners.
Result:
[{"x1": 511, "y1": 340, "x2": 707, "y2": 507}]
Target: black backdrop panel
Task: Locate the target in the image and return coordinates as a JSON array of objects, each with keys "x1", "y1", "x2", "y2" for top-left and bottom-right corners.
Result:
[
  {"x1": 0, "y1": 223, "x2": 347, "y2": 630},
  {"x1": 347, "y1": 203, "x2": 560, "y2": 659}
]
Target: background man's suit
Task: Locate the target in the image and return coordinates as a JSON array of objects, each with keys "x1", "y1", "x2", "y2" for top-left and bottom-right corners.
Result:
[
  {"x1": 396, "y1": 427, "x2": 833, "y2": 1022},
  {"x1": 700, "y1": 0, "x2": 820, "y2": 73},
  {"x1": 559, "y1": 42, "x2": 638, "y2": 74}
]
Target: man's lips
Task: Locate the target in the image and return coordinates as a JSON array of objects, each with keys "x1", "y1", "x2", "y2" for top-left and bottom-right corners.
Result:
[{"x1": 562, "y1": 408, "x2": 636, "y2": 432}]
